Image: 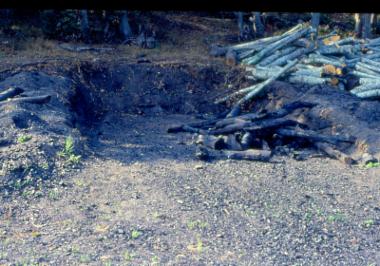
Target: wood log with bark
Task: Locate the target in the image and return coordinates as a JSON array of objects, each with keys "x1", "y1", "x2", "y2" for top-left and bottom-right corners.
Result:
[
  {"x1": 1, "y1": 95, "x2": 52, "y2": 105},
  {"x1": 0, "y1": 87, "x2": 24, "y2": 102},
  {"x1": 223, "y1": 149, "x2": 271, "y2": 161},
  {"x1": 227, "y1": 59, "x2": 299, "y2": 117},
  {"x1": 171, "y1": 23, "x2": 380, "y2": 165}
]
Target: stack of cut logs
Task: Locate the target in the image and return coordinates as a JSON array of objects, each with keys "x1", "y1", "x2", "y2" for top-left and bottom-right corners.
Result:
[
  {"x1": 167, "y1": 23, "x2": 380, "y2": 165},
  {"x1": 210, "y1": 23, "x2": 380, "y2": 109},
  {"x1": 168, "y1": 101, "x2": 356, "y2": 165}
]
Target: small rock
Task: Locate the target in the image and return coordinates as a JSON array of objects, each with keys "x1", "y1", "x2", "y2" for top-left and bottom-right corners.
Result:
[{"x1": 194, "y1": 164, "x2": 204, "y2": 170}]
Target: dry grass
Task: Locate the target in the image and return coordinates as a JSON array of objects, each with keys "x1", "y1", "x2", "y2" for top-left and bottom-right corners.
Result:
[{"x1": 0, "y1": 13, "x2": 237, "y2": 69}]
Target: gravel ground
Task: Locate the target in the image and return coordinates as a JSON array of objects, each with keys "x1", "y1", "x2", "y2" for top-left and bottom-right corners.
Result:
[{"x1": 1, "y1": 114, "x2": 379, "y2": 265}]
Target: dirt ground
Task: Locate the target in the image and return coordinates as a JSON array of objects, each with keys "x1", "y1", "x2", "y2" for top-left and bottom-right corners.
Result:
[
  {"x1": 1, "y1": 114, "x2": 380, "y2": 265},
  {"x1": 0, "y1": 13, "x2": 380, "y2": 266}
]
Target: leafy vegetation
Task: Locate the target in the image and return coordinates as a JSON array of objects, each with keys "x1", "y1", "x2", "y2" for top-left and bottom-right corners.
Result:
[
  {"x1": 187, "y1": 220, "x2": 209, "y2": 230},
  {"x1": 57, "y1": 136, "x2": 81, "y2": 165},
  {"x1": 123, "y1": 250, "x2": 134, "y2": 261},
  {"x1": 187, "y1": 235, "x2": 204, "y2": 253},
  {"x1": 131, "y1": 229, "x2": 142, "y2": 239},
  {"x1": 17, "y1": 135, "x2": 32, "y2": 144},
  {"x1": 364, "y1": 161, "x2": 380, "y2": 168},
  {"x1": 362, "y1": 219, "x2": 375, "y2": 228}
]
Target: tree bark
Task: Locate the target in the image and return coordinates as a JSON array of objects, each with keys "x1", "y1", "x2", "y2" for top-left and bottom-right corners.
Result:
[
  {"x1": 243, "y1": 26, "x2": 310, "y2": 65},
  {"x1": 303, "y1": 53, "x2": 345, "y2": 67},
  {"x1": 227, "y1": 59, "x2": 298, "y2": 117},
  {"x1": 268, "y1": 46, "x2": 314, "y2": 67},
  {"x1": 258, "y1": 46, "x2": 298, "y2": 67},
  {"x1": 352, "y1": 70, "x2": 379, "y2": 79},
  {"x1": 223, "y1": 149, "x2": 271, "y2": 161},
  {"x1": 252, "y1": 12, "x2": 265, "y2": 38},
  {"x1": 248, "y1": 65, "x2": 283, "y2": 80},
  {"x1": 354, "y1": 89, "x2": 380, "y2": 98},
  {"x1": 288, "y1": 75, "x2": 330, "y2": 85}
]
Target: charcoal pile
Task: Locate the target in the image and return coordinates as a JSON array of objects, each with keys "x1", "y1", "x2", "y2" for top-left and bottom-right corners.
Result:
[
  {"x1": 168, "y1": 100, "x2": 356, "y2": 165},
  {"x1": 168, "y1": 23, "x2": 380, "y2": 165}
]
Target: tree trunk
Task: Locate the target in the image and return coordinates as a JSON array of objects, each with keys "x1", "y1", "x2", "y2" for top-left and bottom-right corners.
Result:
[
  {"x1": 252, "y1": 12, "x2": 265, "y2": 38},
  {"x1": 311, "y1": 13, "x2": 320, "y2": 37},
  {"x1": 362, "y1": 13, "x2": 372, "y2": 39},
  {"x1": 235, "y1": 12, "x2": 244, "y2": 41},
  {"x1": 80, "y1": 10, "x2": 90, "y2": 42},
  {"x1": 354, "y1": 13, "x2": 362, "y2": 38},
  {"x1": 120, "y1": 11, "x2": 133, "y2": 40},
  {"x1": 371, "y1": 14, "x2": 378, "y2": 33}
]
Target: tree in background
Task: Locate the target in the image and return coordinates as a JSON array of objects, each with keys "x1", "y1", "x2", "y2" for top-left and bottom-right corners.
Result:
[
  {"x1": 79, "y1": 10, "x2": 90, "y2": 42},
  {"x1": 311, "y1": 13, "x2": 320, "y2": 32},
  {"x1": 251, "y1": 12, "x2": 265, "y2": 38},
  {"x1": 355, "y1": 13, "x2": 373, "y2": 38},
  {"x1": 120, "y1": 11, "x2": 133, "y2": 41}
]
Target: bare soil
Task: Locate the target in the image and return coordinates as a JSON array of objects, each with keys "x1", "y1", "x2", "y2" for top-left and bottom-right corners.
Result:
[{"x1": 1, "y1": 114, "x2": 380, "y2": 265}]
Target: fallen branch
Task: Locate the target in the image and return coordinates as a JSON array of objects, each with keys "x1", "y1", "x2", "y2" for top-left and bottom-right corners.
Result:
[
  {"x1": 2, "y1": 95, "x2": 52, "y2": 105},
  {"x1": 0, "y1": 87, "x2": 24, "y2": 102},
  {"x1": 222, "y1": 149, "x2": 271, "y2": 161},
  {"x1": 276, "y1": 128, "x2": 355, "y2": 145},
  {"x1": 227, "y1": 59, "x2": 298, "y2": 117},
  {"x1": 314, "y1": 142, "x2": 354, "y2": 165},
  {"x1": 208, "y1": 118, "x2": 299, "y2": 135},
  {"x1": 59, "y1": 43, "x2": 114, "y2": 53}
]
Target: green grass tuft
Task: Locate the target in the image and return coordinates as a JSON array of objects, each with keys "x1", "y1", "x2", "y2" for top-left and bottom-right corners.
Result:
[{"x1": 17, "y1": 135, "x2": 32, "y2": 144}]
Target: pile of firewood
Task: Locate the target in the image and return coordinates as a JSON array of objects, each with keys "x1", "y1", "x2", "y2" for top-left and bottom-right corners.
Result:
[
  {"x1": 210, "y1": 23, "x2": 380, "y2": 116},
  {"x1": 167, "y1": 23, "x2": 380, "y2": 164},
  {"x1": 168, "y1": 101, "x2": 356, "y2": 165}
]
